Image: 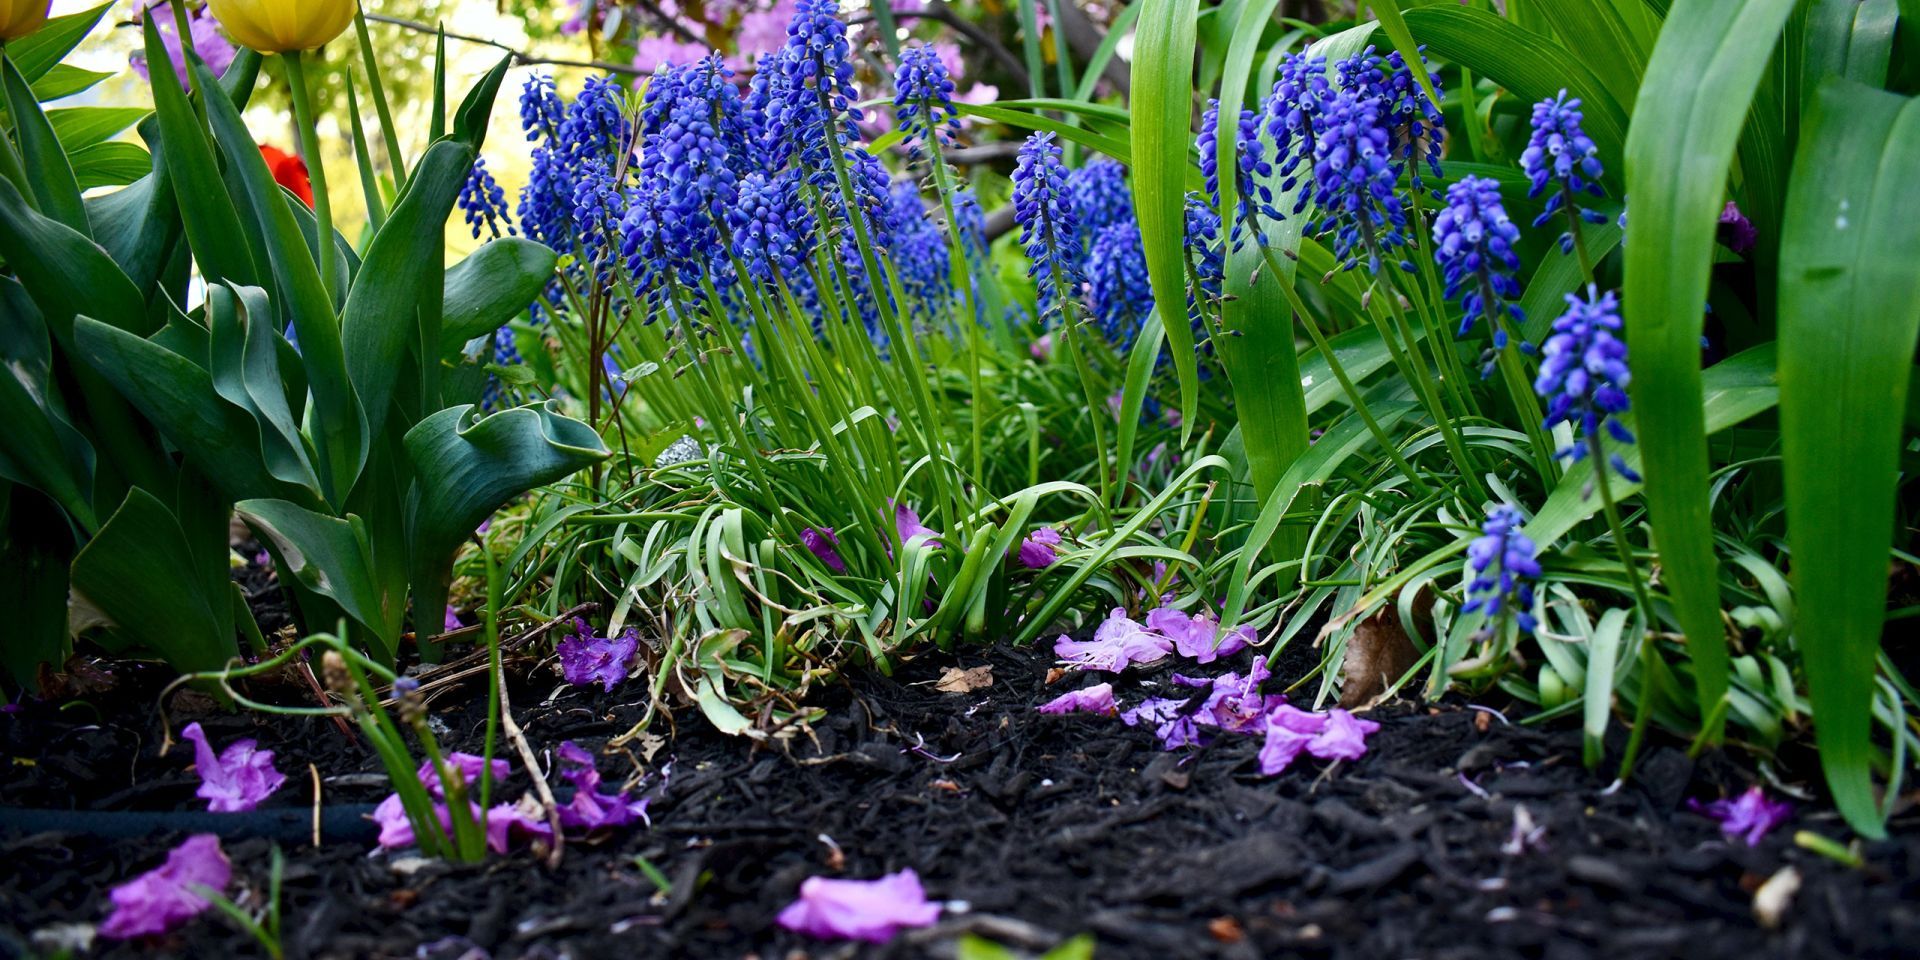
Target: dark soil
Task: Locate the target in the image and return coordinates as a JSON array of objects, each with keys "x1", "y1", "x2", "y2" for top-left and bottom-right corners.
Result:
[{"x1": 4, "y1": 631, "x2": 1919, "y2": 960}]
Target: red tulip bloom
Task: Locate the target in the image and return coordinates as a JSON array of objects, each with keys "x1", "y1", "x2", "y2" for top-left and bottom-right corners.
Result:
[{"x1": 258, "y1": 145, "x2": 314, "y2": 208}]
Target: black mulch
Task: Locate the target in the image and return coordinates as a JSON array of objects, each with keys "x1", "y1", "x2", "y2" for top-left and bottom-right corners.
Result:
[{"x1": 4, "y1": 635, "x2": 1919, "y2": 960}]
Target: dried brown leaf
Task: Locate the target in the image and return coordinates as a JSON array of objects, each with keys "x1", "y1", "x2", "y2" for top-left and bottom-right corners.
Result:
[{"x1": 935, "y1": 665, "x2": 994, "y2": 694}]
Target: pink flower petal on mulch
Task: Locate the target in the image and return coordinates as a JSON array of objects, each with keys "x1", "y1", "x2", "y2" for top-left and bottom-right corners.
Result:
[
  {"x1": 99, "y1": 834, "x2": 230, "y2": 940},
  {"x1": 1306, "y1": 708, "x2": 1380, "y2": 761},
  {"x1": 1054, "y1": 609, "x2": 1174, "y2": 672},
  {"x1": 555, "y1": 741, "x2": 650, "y2": 832},
  {"x1": 1258, "y1": 715, "x2": 1320, "y2": 776},
  {"x1": 776, "y1": 868, "x2": 941, "y2": 943},
  {"x1": 1145, "y1": 606, "x2": 1252, "y2": 664},
  {"x1": 1121, "y1": 697, "x2": 1205, "y2": 750},
  {"x1": 180, "y1": 722, "x2": 286, "y2": 813},
  {"x1": 556, "y1": 619, "x2": 641, "y2": 692},
  {"x1": 1036, "y1": 682, "x2": 1116, "y2": 716},
  {"x1": 1690, "y1": 786, "x2": 1792, "y2": 845}
]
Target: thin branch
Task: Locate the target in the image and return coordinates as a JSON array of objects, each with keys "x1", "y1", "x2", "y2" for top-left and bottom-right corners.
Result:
[
  {"x1": 849, "y1": 3, "x2": 1033, "y2": 92},
  {"x1": 362, "y1": 13, "x2": 648, "y2": 77}
]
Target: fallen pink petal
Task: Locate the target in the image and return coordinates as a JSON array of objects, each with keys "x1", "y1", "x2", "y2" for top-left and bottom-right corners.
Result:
[
  {"x1": 1036, "y1": 682, "x2": 1116, "y2": 716},
  {"x1": 556, "y1": 619, "x2": 642, "y2": 692},
  {"x1": 776, "y1": 868, "x2": 941, "y2": 943},
  {"x1": 99, "y1": 834, "x2": 230, "y2": 940},
  {"x1": 179, "y1": 721, "x2": 286, "y2": 813},
  {"x1": 1690, "y1": 786, "x2": 1792, "y2": 845},
  {"x1": 1054, "y1": 608, "x2": 1174, "y2": 672}
]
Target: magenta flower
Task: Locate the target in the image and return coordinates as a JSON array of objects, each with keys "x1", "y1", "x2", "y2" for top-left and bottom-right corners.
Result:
[
  {"x1": 1036, "y1": 682, "x2": 1116, "y2": 716},
  {"x1": 129, "y1": 3, "x2": 236, "y2": 90},
  {"x1": 99, "y1": 835, "x2": 230, "y2": 939},
  {"x1": 373, "y1": 753, "x2": 542, "y2": 853},
  {"x1": 777, "y1": 868, "x2": 942, "y2": 943},
  {"x1": 179, "y1": 722, "x2": 286, "y2": 813},
  {"x1": 555, "y1": 619, "x2": 641, "y2": 692},
  {"x1": 892, "y1": 501, "x2": 944, "y2": 550},
  {"x1": 1018, "y1": 527, "x2": 1063, "y2": 569},
  {"x1": 1690, "y1": 786, "x2": 1792, "y2": 845},
  {"x1": 801, "y1": 526, "x2": 848, "y2": 573},
  {"x1": 486, "y1": 798, "x2": 554, "y2": 852},
  {"x1": 1195, "y1": 661, "x2": 1284, "y2": 732},
  {"x1": 1053, "y1": 608, "x2": 1174, "y2": 672},
  {"x1": 443, "y1": 605, "x2": 463, "y2": 632},
  {"x1": 1144, "y1": 606, "x2": 1253, "y2": 664},
  {"x1": 1307, "y1": 708, "x2": 1380, "y2": 761},
  {"x1": 1258, "y1": 705, "x2": 1325, "y2": 774},
  {"x1": 1121, "y1": 697, "x2": 1205, "y2": 749},
  {"x1": 1717, "y1": 201, "x2": 1756, "y2": 255},
  {"x1": 1030, "y1": 333, "x2": 1054, "y2": 361},
  {"x1": 555, "y1": 741, "x2": 650, "y2": 832}
]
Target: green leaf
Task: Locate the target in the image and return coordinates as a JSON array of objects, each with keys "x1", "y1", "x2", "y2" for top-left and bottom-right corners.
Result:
[
  {"x1": 69, "y1": 141, "x2": 151, "y2": 190},
  {"x1": 71, "y1": 316, "x2": 302, "y2": 507},
  {"x1": 142, "y1": 18, "x2": 261, "y2": 293},
  {"x1": 2, "y1": 54, "x2": 89, "y2": 235},
  {"x1": 0, "y1": 179, "x2": 150, "y2": 345},
  {"x1": 206, "y1": 285, "x2": 320, "y2": 492},
  {"x1": 0, "y1": 280, "x2": 96, "y2": 530},
  {"x1": 1621, "y1": 0, "x2": 1795, "y2": 741},
  {"x1": 235, "y1": 499, "x2": 397, "y2": 650},
  {"x1": 29, "y1": 64, "x2": 112, "y2": 101},
  {"x1": 1777, "y1": 77, "x2": 1920, "y2": 840},
  {"x1": 342, "y1": 140, "x2": 476, "y2": 433},
  {"x1": 3, "y1": 2, "x2": 112, "y2": 85},
  {"x1": 1400, "y1": 5, "x2": 1630, "y2": 177},
  {"x1": 1363, "y1": 0, "x2": 1444, "y2": 106},
  {"x1": 69, "y1": 487, "x2": 235, "y2": 674},
  {"x1": 0, "y1": 485, "x2": 76, "y2": 688},
  {"x1": 48, "y1": 107, "x2": 149, "y2": 151},
  {"x1": 451, "y1": 56, "x2": 512, "y2": 150},
  {"x1": 440, "y1": 239, "x2": 559, "y2": 355},
  {"x1": 1802, "y1": 0, "x2": 1901, "y2": 99},
  {"x1": 1527, "y1": 0, "x2": 1650, "y2": 107},
  {"x1": 197, "y1": 60, "x2": 365, "y2": 505},
  {"x1": 1131, "y1": 0, "x2": 1203, "y2": 441},
  {"x1": 402, "y1": 402, "x2": 608, "y2": 643},
  {"x1": 953, "y1": 102, "x2": 1136, "y2": 165}
]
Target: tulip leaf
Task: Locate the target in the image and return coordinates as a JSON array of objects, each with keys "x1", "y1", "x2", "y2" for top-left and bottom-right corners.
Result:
[
  {"x1": 403, "y1": 402, "x2": 609, "y2": 645},
  {"x1": 206, "y1": 284, "x2": 321, "y2": 492},
  {"x1": 0, "y1": 485, "x2": 77, "y2": 689},
  {"x1": 235, "y1": 498, "x2": 396, "y2": 651},
  {"x1": 0, "y1": 179, "x2": 151, "y2": 346},
  {"x1": 141, "y1": 18, "x2": 261, "y2": 293},
  {"x1": 69, "y1": 487, "x2": 236, "y2": 675},
  {"x1": 1, "y1": 54, "x2": 89, "y2": 235},
  {"x1": 440, "y1": 239, "x2": 560, "y2": 356},
  {"x1": 4, "y1": 3, "x2": 112, "y2": 86},
  {"x1": 0, "y1": 280, "x2": 96, "y2": 529}
]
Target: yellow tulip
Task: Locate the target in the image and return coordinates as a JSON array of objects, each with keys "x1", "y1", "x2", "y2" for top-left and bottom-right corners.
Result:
[
  {"x1": 205, "y1": 0, "x2": 358, "y2": 54},
  {"x1": 0, "y1": 0, "x2": 50, "y2": 42}
]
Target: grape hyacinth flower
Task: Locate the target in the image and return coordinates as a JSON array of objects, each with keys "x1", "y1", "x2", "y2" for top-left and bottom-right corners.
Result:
[
  {"x1": 179, "y1": 722, "x2": 286, "y2": 813},
  {"x1": 1534, "y1": 286, "x2": 1640, "y2": 482},
  {"x1": 1718, "y1": 200, "x2": 1756, "y2": 255},
  {"x1": 554, "y1": 741, "x2": 651, "y2": 831},
  {"x1": 1012, "y1": 132, "x2": 1082, "y2": 320},
  {"x1": 892, "y1": 43, "x2": 959, "y2": 155},
  {"x1": 730, "y1": 170, "x2": 814, "y2": 283},
  {"x1": 1054, "y1": 608, "x2": 1174, "y2": 672},
  {"x1": 637, "y1": 55, "x2": 750, "y2": 290},
  {"x1": 777, "y1": 869, "x2": 942, "y2": 943},
  {"x1": 1336, "y1": 46, "x2": 1446, "y2": 191},
  {"x1": 1265, "y1": 52, "x2": 1331, "y2": 210},
  {"x1": 1017, "y1": 526, "x2": 1064, "y2": 569},
  {"x1": 1461, "y1": 505, "x2": 1542, "y2": 634},
  {"x1": 1432, "y1": 175, "x2": 1525, "y2": 356},
  {"x1": 1066, "y1": 156, "x2": 1133, "y2": 249},
  {"x1": 1183, "y1": 194, "x2": 1226, "y2": 354},
  {"x1": 1522, "y1": 90, "x2": 1608, "y2": 253},
  {"x1": 889, "y1": 181, "x2": 949, "y2": 311},
  {"x1": 1690, "y1": 786, "x2": 1792, "y2": 846},
  {"x1": 770, "y1": 0, "x2": 864, "y2": 182},
  {"x1": 1198, "y1": 99, "x2": 1283, "y2": 248},
  {"x1": 801, "y1": 527, "x2": 848, "y2": 573},
  {"x1": 458, "y1": 158, "x2": 516, "y2": 240},
  {"x1": 555, "y1": 619, "x2": 641, "y2": 692},
  {"x1": 99, "y1": 835, "x2": 230, "y2": 940},
  {"x1": 1085, "y1": 221, "x2": 1154, "y2": 346},
  {"x1": 1036, "y1": 682, "x2": 1117, "y2": 716},
  {"x1": 1312, "y1": 88, "x2": 1414, "y2": 273}
]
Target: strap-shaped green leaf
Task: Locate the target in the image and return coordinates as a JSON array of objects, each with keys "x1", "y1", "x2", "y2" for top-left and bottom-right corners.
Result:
[
  {"x1": 1778, "y1": 78, "x2": 1920, "y2": 840},
  {"x1": 207, "y1": 285, "x2": 320, "y2": 492},
  {"x1": 140, "y1": 18, "x2": 261, "y2": 293},
  {"x1": 440, "y1": 239, "x2": 560, "y2": 356},
  {"x1": 342, "y1": 141, "x2": 476, "y2": 433},
  {"x1": 1, "y1": 54, "x2": 89, "y2": 235},
  {"x1": 48, "y1": 106, "x2": 148, "y2": 151},
  {"x1": 196, "y1": 61, "x2": 366, "y2": 505},
  {"x1": 0, "y1": 279, "x2": 96, "y2": 530},
  {"x1": 0, "y1": 486, "x2": 77, "y2": 688},
  {"x1": 69, "y1": 487, "x2": 235, "y2": 674},
  {"x1": 1131, "y1": 0, "x2": 1204, "y2": 440},
  {"x1": 3, "y1": 2, "x2": 111, "y2": 86},
  {"x1": 235, "y1": 498, "x2": 395, "y2": 647},
  {"x1": 403, "y1": 402, "x2": 609, "y2": 644},
  {"x1": 1622, "y1": 0, "x2": 1795, "y2": 741},
  {"x1": 0, "y1": 179, "x2": 149, "y2": 346}
]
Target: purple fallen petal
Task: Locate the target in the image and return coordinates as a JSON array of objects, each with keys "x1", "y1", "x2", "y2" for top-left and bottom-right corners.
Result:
[
  {"x1": 1306, "y1": 708, "x2": 1379, "y2": 761},
  {"x1": 776, "y1": 868, "x2": 942, "y2": 943},
  {"x1": 180, "y1": 722, "x2": 286, "y2": 813},
  {"x1": 1690, "y1": 786, "x2": 1792, "y2": 845},
  {"x1": 801, "y1": 527, "x2": 848, "y2": 573},
  {"x1": 99, "y1": 835, "x2": 230, "y2": 939},
  {"x1": 1036, "y1": 683, "x2": 1116, "y2": 716}
]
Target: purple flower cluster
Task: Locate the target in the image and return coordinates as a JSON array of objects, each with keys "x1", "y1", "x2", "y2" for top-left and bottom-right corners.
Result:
[
  {"x1": 458, "y1": 158, "x2": 517, "y2": 241},
  {"x1": 1311, "y1": 87, "x2": 1414, "y2": 274},
  {"x1": 554, "y1": 741, "x2": 652, "y2": 831},
  {"x1": 1523, "y1": 90, "x2": 1608, "y2": 252},
  {"x1": 1017, "y1": 526, "x2": 1064, "y2": 569},
  {"x1": 1462, "y1": 505, "x2": 1542, "y2": 634},
  {"x1": 372, "y1": 753, "x2": 551, "y2": 855},
  {"x1": 1012, "y1": 133, "x2": 1083, "y2": 320},
  {"x1": 1066, "y1": 157, "x2": 1133, "y2": 250},
  {"x1": 633, "y1": 55, "x2": 754, "y2": 289},
  {"x1": 130, "y1": 2, "x2": 236, "y2": 89},
  {"x1": 1336, "y1": 46, "x2": 1445, "y2": 191},
  {"x1": 1198, "y1": 100, "x2": 1281, "y2": 248},
  {"x1": 1265, "y1": 52, "x2": 1331, "y2": 211},
  {"x1": 1432, "y1": 175, "x2": 1525, "y2": 355},
  {"x1": 892, "y1": 43, "x2": 959, "y2": 154},
  {"x1": 1086, "y1": 221, "x2": 1154, "y2": 346},
  {"x1": 1259, "y1": 705, "x2": 1380, "y2": 774},
  {"x1": 1534, "y1": 286, "x2": 1639, "y2": 481}
]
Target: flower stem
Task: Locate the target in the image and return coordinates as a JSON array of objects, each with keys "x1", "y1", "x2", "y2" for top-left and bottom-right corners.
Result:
[{"x1": 282, "y1": 51, "x2": 336, "y2": 303}]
